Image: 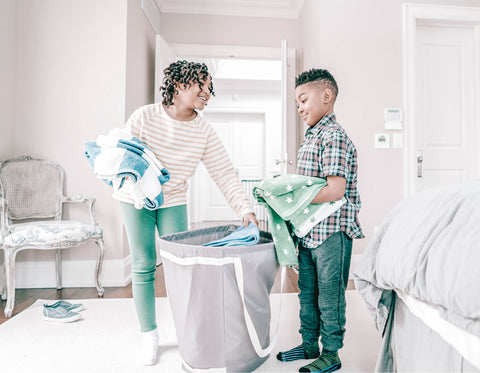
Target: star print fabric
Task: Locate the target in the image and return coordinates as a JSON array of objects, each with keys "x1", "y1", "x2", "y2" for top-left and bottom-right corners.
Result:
[{"x1": 253, "y1": 174, "x2": 345, "y2": 266}]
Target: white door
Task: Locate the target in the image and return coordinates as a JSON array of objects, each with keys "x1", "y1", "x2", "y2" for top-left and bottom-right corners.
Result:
[
  {"x1": 280, "y1": 40, "x2": 298, "y2": 173},
  {"x1": 190, "y1": 112, "x2": 265, "y2": 222},
  {"x1": 413, "y1": 25, "x2": 478, "y2": 192}
]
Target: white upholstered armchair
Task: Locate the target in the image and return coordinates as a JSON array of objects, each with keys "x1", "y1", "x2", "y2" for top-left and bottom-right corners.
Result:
[{"x1": 0, "y1": 156, "x2": 105, "y2": 317}]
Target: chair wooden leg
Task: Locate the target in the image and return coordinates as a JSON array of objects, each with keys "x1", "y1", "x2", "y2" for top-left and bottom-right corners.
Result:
[
  {"x1": 94, "y1": 239, "x2": 105, "y2": 297},
  {"x1": 1, "y1": 259, "x2": 6, "y2": 301},
  {"x1": 55, "y1": 249, "x2": 62, "y2": 290},
  {"x1": 4, "y1": 250, "x2": 17, "y2": 317}
]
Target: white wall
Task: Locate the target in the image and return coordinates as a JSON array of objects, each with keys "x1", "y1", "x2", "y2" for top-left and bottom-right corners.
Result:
[
  {"x1": 8, "y1": 0, "x2": 155, "y2": 288},
  {"x1": 126, "y1": 0, "x2": 156, "y2": 119},
  {"x1": 298, "y1": 0, "x2": 404, "y2": 254},
  {"x1": 159, "y1": 13, "x2": 298, "y2": 48},
  {"x1": 158, "y1": 0, "x2": 480, "y2": 255},
  {"x1": 6, "y1": 0, "x2": 480, "y2": 287},
  {"x1": 0, "y1": 0, "x2": 17, "y2": 160},
  {"x1": 298, "y1": 0, "x2": 480, "y2": 254}
]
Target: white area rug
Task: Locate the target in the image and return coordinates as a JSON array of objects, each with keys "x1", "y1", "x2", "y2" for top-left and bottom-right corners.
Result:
[{"x1": 0, "y1": 292, "x2": 380, "y2": 373}]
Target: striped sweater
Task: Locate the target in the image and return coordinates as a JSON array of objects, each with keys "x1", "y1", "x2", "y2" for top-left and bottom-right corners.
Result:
[{"x1": 112, "y1": 103, "x2": 254, "y2": 218}]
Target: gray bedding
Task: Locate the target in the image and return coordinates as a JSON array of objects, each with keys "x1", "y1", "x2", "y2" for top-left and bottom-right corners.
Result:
[
  {"x1": 353, "y1": 180, "x2": 480, "y2": 338},
  {"x1": 378, "y1": 296, "x2": 479, "y2": 372}
]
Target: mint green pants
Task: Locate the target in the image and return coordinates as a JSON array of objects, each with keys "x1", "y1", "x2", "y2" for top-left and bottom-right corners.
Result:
[{"x1": 120, "y1": 202, "x2": 188, "y2": 332}]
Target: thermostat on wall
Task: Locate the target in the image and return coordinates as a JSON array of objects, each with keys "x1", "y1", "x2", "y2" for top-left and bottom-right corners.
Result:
[{"x1": 384, "y1": 108, "x2": 403, "y2": 130}]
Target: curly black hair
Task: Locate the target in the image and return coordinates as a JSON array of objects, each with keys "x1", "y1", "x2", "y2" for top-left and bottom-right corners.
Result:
[
  {"x1": 295, "y1": 68, "x2": 338, "y2": 98},
  {"x1": 160, "y1": 60, "x2": 215, "y2": 107}
]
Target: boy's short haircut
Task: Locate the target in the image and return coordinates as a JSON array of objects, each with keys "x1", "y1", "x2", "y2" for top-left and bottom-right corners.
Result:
[{"x1": 295, "y1": 69, "x2": 338, "y2": 98}]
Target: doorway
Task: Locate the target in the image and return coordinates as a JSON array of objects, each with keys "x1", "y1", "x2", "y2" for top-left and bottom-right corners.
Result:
[
  {"x1": 155, "y1": 39, "x2": 297, "y2": 223},
  {"x1": 188, "y1": 57, "x2": 281, "y2": 223},
  {"x1": 404, "y1": 4, "x2": 480, "y2": 195},
  {"x1": 189, "y1": 112, "x2": 266, "y2": 222}
]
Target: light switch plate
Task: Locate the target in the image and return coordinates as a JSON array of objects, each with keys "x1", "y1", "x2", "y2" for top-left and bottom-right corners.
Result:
[{"x1": 392, "y1": 133, "x2": 403, "y2": 148}]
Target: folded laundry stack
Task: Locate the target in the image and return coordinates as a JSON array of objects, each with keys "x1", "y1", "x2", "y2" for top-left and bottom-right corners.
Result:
[
  {"x1": 84, "y1": 128, "x2": 170, "y2": 210},
  {"x1": 253, "y1": 174, "x2": 346, "y2": 266}
]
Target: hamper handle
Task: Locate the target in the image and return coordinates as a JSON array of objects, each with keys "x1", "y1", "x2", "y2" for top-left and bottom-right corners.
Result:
[
  {"x1": 159, "y1": 250, "x2": 286, "y2": 359},
  {"x1": 232, "y1": 258, "x2": 285, "y2": 358}
]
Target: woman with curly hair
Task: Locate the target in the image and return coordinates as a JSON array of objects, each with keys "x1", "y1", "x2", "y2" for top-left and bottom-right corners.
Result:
[{"x1": 113, "y1": 60, "x2": 258, "y2": 365}]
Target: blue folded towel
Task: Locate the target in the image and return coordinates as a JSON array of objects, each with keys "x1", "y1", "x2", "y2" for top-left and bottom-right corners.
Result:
[
  {"x1": 203, "y1": 224, "x2": 260, "y2": 247},
  {"x1": 84, "y1": 128, "x2": 169, "y2": 210}
]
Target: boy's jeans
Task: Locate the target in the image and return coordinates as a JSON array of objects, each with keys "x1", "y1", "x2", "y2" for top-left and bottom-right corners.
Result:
[{"x1": 297, "y1": 231, "x2": 352, "y2": 352}]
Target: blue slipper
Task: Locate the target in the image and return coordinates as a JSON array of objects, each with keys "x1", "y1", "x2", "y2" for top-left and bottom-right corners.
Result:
[
  {"x1": 43, "y1": 300, "x2": 84, "y2": 312},
  {"x1": 43, "y1": 306, "x2": 81, "y2": 323}
]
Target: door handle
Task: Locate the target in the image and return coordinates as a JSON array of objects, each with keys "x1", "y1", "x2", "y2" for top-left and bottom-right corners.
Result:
[
  {"x1": 275, "y1": 159, "x2": 294, "y2": 166},
  {"x1": 417, "y1": 151, "x2": 423, "y2": 178}
]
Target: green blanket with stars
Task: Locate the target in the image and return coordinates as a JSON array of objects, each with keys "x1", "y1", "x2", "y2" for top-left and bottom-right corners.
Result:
[{"x1": 253, "y1": 174, "x2": 346, "y2": 266}]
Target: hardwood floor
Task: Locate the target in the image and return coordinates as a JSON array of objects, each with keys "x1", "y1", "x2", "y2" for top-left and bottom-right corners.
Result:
[{"x1": 0, "y1": 264, "x2": 301, "y2": 325}]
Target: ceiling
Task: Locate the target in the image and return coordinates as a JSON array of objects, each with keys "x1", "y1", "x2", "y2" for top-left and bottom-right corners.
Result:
[{"x1": 154, "y1": 0, "x2": 304, "y2": 19}]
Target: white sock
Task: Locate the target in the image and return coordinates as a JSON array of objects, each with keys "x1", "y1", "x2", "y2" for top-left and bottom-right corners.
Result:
[{"x1": 140, "y1": 328, "x2": 159, "y2": 366}]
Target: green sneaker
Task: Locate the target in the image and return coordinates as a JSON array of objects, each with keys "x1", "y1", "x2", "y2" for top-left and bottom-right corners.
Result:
[{"x1": 299, "y1": 351, "x2": 341, "y2": 373}]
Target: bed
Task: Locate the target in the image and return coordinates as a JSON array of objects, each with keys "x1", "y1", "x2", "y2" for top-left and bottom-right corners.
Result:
[{"x1": 353, "y1": 180, "x2": 480, "y2": 372}]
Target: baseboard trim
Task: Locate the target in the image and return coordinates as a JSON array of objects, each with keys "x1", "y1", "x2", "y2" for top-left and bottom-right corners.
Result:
[
  {"x1": 6, "y1": 253, "x2": 361, "y2": 288},
  {"x1": 10, "y1": 255, "x2": 132, "y2": 289}
]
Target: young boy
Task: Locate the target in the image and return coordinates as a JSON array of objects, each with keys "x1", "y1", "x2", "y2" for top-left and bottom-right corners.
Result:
[{"x1": 277, "y1": 69, "x2": 363, "y2": 372}]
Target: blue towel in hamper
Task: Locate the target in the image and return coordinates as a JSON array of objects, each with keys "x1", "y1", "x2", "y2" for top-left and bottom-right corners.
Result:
[{"x1": 203, "y1": 223, "x2": 259, "y2": 247}]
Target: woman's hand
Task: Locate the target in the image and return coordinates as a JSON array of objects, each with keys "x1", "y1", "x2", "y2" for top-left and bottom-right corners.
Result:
[{"x1": 242, "y1": 212, "x2": 259, "y2": 228}]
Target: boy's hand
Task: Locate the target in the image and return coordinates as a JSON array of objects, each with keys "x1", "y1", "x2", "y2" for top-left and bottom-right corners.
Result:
[{"x1": 242, "y1": 212, "x2": 259, "y2": 228}]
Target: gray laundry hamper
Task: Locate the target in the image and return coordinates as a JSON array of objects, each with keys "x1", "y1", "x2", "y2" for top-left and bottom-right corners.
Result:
[{"x1": 158, "y1": 225, "x2": 279, "y2": 373}]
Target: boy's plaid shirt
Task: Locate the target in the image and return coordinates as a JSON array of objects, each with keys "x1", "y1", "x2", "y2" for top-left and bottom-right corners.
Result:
[{"x1": 296, "y1": 113, "x2": 364, "y2": 248}]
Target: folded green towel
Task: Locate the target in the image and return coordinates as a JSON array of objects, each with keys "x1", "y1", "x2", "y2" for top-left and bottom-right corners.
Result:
[{"x1": 254, "y1": 174, "x2": 345, "y2": 266}]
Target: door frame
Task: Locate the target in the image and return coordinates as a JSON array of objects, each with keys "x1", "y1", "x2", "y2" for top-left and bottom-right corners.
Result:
[
  {"x1": 169, "y1": 43, "x2": 297, "y2": 172},
  {"x1": 164, "y1": 43, "x2": 297, "y2": 223},
  {"x1": 403, "y1": 4, "x2": 480, "y2": 196}
]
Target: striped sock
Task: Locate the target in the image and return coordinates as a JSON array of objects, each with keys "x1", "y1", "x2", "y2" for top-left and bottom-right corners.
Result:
[{"x1": 276, "y1": 342, "x2": 320, "y2": 362}]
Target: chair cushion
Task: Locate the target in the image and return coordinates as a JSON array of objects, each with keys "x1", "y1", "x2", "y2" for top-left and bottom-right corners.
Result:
[{"x1": 2, "y1": 221, "x2": 103, "y2": 249}]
